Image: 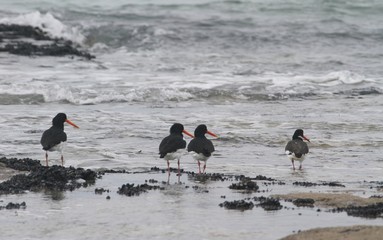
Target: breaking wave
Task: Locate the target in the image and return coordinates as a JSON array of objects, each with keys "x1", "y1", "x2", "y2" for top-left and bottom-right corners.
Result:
[
  {"x1": 0, "y1": 11, "x2": 85, "y2": 44},
  {"x1": 0, "y1": 70, "x2": 380, "y2": 105}
]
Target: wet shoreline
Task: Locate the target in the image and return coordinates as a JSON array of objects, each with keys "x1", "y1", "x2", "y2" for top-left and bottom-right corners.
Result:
[{"x1": 1, "y1": 157, "x2": 382, "y2": 239}]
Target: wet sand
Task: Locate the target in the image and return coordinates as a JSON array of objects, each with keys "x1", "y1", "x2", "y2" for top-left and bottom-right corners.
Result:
[
  {"x1": 273, "y1": 192, "x2": 383, "y2": 208},
  {"x1": 281, "y1": 225, "x2": 383, "y2": 240}
]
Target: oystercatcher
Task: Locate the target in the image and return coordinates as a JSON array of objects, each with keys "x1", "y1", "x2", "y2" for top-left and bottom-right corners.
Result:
[
  {"x1": 285, "y1": 129, "x2": 310, "y2": 170},
  {"x1": 40, "y1": 113, "x2": 79, "y2": 166},
  {"x1": 159, "y1": 123, "x2": 193, "y2": 176},
  {"x1": 187, "y1": 124, "x2": 217, "y2": 174}
]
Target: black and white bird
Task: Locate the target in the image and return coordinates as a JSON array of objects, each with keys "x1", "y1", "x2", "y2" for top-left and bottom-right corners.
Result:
[
  {"x1": 285, "y1": 129, "x2": 310, "y2": 170},
  {"x1": 159, "y1": 123, "x2": 194, "y2": 176},
  {"x1": 40, "y1": 113, "x2": 79, "y2": 166},
  {"x1": 187, "y1": 124, "x2": 217, "y2": 174}
]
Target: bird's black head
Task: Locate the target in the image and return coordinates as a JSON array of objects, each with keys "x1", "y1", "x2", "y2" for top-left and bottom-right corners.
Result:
[
  {"x1": 292, "y1": 129, "x2": 304, "y2": 140},
  {"x1": 292, "y1": 129, "x2": 310, "y2": 142},
  {"x1": 194, "y1": 124, "x2": 208, "y2": 137},
  {"x1": 52, "y1": 113, "x2": 67, "y2": 129},
  {"x1": 170, "y1": 123, "x2": 185, "y2": 135}
]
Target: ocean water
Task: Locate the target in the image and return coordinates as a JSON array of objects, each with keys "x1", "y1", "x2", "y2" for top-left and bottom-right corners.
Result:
[{"x1": 0, "y1": 0, "x2": 383, "y2": 239}]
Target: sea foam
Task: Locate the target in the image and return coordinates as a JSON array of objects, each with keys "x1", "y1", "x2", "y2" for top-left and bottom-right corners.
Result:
[{"x1": 0, "y1": 11, "x2": 85, "y2": 44}]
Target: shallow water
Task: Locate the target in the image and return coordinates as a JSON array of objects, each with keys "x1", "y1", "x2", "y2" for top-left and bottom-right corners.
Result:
[
  {"x1": 1, "y1": 95, "x2": 382, "y2": 184},
  {"x1": 0, "y1": 96, "x2": 382, "y2": 239},
  {"x1": 1, "y1": 171, "x2": 382, "y2": 240}
]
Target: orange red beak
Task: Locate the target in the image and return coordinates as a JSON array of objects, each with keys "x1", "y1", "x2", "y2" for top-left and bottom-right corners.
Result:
[
  {"x1": 302, "y1": 135, "x2": 310, "y2": 142},
  {"x1": 182, "y1": 130, "x2": 194, "y2": 138},
  {"x1": 207, "y1": 130, "x2": 218, "y2": 138},
  {"x1": 65, "y1": 119, "x2": 79, "y2": 129}
]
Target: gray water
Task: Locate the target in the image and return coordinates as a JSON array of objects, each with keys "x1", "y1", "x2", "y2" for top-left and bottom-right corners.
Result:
[{"x1": 0, "y1": 0, "x2": 383, "y2": 239}]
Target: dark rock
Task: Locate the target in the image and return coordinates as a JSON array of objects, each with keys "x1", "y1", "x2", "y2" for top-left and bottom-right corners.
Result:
[
  {"x1": 188, "y1": 172, "x2": 228, "y2": 182},
  {"x1": 0, "y1": 24, "x2": 50, "y2": 40},
  {"x1": 219, "y1": 200, "x2": 254, "y2": 210},
  {"x1": 252, "y1": 175, "x2": 277, "y2": 181},
  {"x1": 326, "y1": 182, "x2": 346, "y2": 187},
  {"x1": 293, "y1": 181, "x2": 345, "y2": 187},
  {"x1": 0, "y1": 157, "x2": 41, "y2": 171},
  {"x1": 117, "y1": 183, "x2": 161, "y2": 197},
  {"x1": 0, "y1": 174, "x2": 32, "y2": 194},
  {"x1": 334, "y1": 202, "x2": 383, "y2": 218},
  {"x1": 292, "y1": 198, "x2": 315, "y2": 207},
  {"x1": 80, "y1": 169, "x2": 98, "y2": 182},
  {"x1": 253, "y1": 196, "x2": 283, "y2": 211},
  {"x1": 235, "y1": 175, "x2": 246, "y2": 181},
  {"x1": 151, "y1": 167, "x2": 242, "y2": 182},
  {"x1": 0, "y1": 24, "x2": 94, "y2": 59},
  {"x1": 262, "y1": 181, "x2": 286, "y2": 186},
  {"x1": 229, "y1": 178, "x2": 259, "y2": 192},
  {"x1": 148, "y1": 179, "x2": 158, "y2": 184},
  {"x1": 99, "y1": 169, "x2": 128, "y2": 174},
  {"x1": 95, "y1": 188, "x2": 109, "y2": 194},
  {"x1": 0, "y1": 160, "x2": 98, "y2": 194},
  {"x1": 369, "y1": 181, "x2": 383, "y2": 184},
  {"x1": 0, "y1": 202, "x2": 26, "y2": 210},
  {"x1": 293, "y1": 181, "x2": 318, "y2": 187}
]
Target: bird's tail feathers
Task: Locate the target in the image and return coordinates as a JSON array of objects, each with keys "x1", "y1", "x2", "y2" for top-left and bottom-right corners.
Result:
[{"x1": 202, "y1": 149, "x2": 211, "y2": 157}]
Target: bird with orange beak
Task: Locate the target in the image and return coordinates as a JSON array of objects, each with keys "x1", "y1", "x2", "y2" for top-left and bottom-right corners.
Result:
[
  {"x1": 40, "y1": 113, "x2": 79, "y2": 166},
  {"x1": 159, "y1": 123, "x2": 194, "y2": 176},
  {"x1": 285, "y1": 129, "x2": 310, "y2": 170},
  {"x1": 187, "y1": 124, "x2": 217, "y2": 174}
]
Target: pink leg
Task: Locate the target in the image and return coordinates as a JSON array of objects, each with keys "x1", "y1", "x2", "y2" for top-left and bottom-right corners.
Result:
[
  {"x1": 167, "y1": 174, "x2": 170, "y2": 184},
  {"x1": 61, "y1": 155, "x2": 64, "y2": 166},
  {"x1": 299, "y1": 163, "x2": 302, "y2": 170},
  {"x1": 45, "y1": 152, "x2": 49, "y2": 167},
  {"x1": 198, "y1": 161, "x2": 201, "y2": 174},
  {"x1": 291, "y1": 160, "x2": 295, "y2": 170},
  {"x1": 167, "y1": 160, "x2": 170, "y2": 176},
  {"x1": 203, "y1": 163, "x2": 206, "y2": 174},
  {"x1": 177, "y1": 159, "x2": 180, "y2": 176}
]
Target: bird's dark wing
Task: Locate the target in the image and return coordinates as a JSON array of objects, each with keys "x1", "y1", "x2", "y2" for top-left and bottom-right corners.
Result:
[
  {"x1": 285, "y1": 140, "x2": 309, "y2": 154},
  {"x1": 40, "y1": 126, "x2": 67, "y2": 150},
  {"x1": 187, "y1": 138, "x2": 215, "y2": 157},
  {"x1": 159, "y1": 135, "x2": 186, "y2": 157}
]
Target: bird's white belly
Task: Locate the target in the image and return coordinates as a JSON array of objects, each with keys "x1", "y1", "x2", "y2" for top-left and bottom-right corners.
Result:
[
  {"x1": 285, "y1": 151, "x2": 305, "y2": 162},
  {"x1": 164, "y1": 149, "x2": 186, "y2": 161},
  {"x1": 190, "y1": 152, "x2": 209, "y2": 162},
  {"x1": 49, "y1": 142, "x2": 66, "y2": 153}
]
